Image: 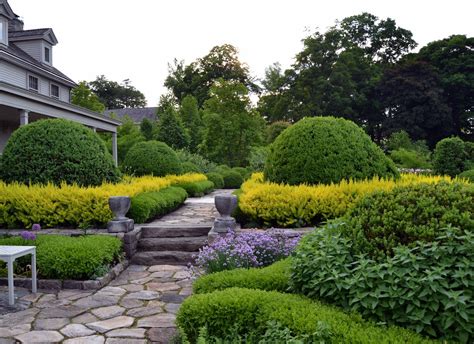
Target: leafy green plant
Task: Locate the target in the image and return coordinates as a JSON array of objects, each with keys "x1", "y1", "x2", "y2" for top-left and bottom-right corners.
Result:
[
  {"x1": 205, "y1": 173, "x2": 224, "y2": 189},
  {"x1": 0, "y1": 119, "x2": 120, "y2": 186},
  {"x1": 265, "y1": 117, "x2": 399, "y2": 185},
  {"x1": 342, "y1": 182, "x2": 474, "y2": 257},
  {"x1": 433, "y1": 137, "x2": 468, "y2": 177},
  {"x1": 222, "y1": 170, "x2": 244, "y2": 189},
  {"x1": 459, "y1": 169, "x2": 474, "y2": 182},
  {"x1": 176, "y1": 150, "x2": 218, "y2": 173},
  {"x1": 127, "y1": 187, "x2": 187, "y2": 223},
  {"x1": 390, "y1": 148, "x2": 432, "y2": 169},
  {"x1": 122, "y1": 140, "x2": 182, "y2": 176},
  {"x1": 290, "y1": 224, "x2": 474, "y2": 343},
  {"x1": 174, "y1": 180, "x2": 214, "y2": 197},
  {"x1": 0, "y1": 235, "x2": 122, "y2": 280},
  {"x1": 177, "y1": 287, "x2": 432, "y2": 343}
]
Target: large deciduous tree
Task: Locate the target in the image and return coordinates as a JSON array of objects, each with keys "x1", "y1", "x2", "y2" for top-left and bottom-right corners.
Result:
[
  {"x1": 200, "y1": 80, "x2": 265, "y2": 166},
  {"x1": 88, "y1": 75, "x2": 147, "y2": 109},
  {"x1": 71, "y1": 81, "x2": 105, "y2": 113}
]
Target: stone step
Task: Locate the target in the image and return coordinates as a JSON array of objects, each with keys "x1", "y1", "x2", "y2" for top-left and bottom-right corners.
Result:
[
  {"x1": 137, "y1": 236, "x2": 208, "y2": 252},
  {"x1": 131, "y1": 251, "x2": 197, "y2": 266},
  {"x1": 141, "y1": 224, "x2": 212, "y2": 238}
]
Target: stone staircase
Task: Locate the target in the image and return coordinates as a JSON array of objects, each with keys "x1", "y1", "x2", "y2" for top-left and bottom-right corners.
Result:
[{"x1": 131, "y1": 224, "x2": 211, "y2": 265}]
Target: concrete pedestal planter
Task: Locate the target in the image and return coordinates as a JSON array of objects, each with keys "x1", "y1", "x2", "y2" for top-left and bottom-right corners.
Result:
[
  {"x1": 108, "y1": 196, "x2": 134, "y2": 233},
  {"x1": 213, "y1": 195, "x2": 238, "y2": 233}
]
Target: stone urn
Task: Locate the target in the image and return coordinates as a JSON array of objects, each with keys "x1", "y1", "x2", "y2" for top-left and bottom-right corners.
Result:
[
  {"x1": 212, "y1": 194, "x2": 238, "y2": 233},
  {"x1": 107, "y1": 196, "x2": 134, "y2": 233},
  {"x1": 109, "y1": 196, "x2": 131, "y2": 220}
]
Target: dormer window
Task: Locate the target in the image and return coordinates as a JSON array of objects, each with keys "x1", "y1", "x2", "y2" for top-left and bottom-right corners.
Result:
[
  {"x1": 44, "y1": 47, "x2": 50, "y2": 63},
  {"x1": 0, "y1": 19, "x2": 7, "y2": 45}
]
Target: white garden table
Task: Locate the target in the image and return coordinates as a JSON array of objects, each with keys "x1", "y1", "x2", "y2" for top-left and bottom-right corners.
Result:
[{"x1": 0, "y1": 246, "x2": 37, "y2": 305}]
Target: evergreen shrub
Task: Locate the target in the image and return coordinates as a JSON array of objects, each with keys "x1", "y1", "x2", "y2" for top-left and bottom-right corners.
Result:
[
  {"x1": 222, "y1": 170, "x2": 244, "y2": 189},
  {"x1": 122, "y1": 141, "x2": 182, "y2": 176},
  {"x1": 173, "y1": 180, "x2": 214, "y2": 197},
  {"x1": 181, "y1": 162, "x2": 201, "y2": 173},
  {"x1": 0, "y1": 119, "x2": 120, "y2": 186},
  {"x1": 433, "y1": 137, "x2": 468, "y2": 176},
  {"x1": 177, "y1": 288, "x2": 432, "y2": 343},
  {"x1": 205, "y1": 173, "x2": 224, "y2": 189},
  {"x1": 265, "y1": 117, "x2": 399, "y2": 185},
  {"x1": 343, "y1": 182, "x2": 474, "y2": 257},
  {"x1": 459, "y1": 169, "x2": 474, "y2": 182}
]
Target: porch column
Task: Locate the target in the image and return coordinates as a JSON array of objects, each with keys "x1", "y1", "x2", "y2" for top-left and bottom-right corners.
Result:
[
  {"x1": 19, "y1": 110, "x2": 29, "y2": 126},
  {"x1": 112, "y1": 131, "x2": 118, "y2": 167}
]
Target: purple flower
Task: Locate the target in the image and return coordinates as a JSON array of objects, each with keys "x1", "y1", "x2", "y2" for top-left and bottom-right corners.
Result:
[
  {"x1": 31, "y1": 224, "x2": 41, "y2": 231},
  {"x1": 20, "y1": 231, "x2": 36, "y2": 241}
]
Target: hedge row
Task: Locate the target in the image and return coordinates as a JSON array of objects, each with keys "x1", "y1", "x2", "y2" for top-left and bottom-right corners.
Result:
[
  {"x1": 238, "y1": 173, "x2": 457, "y2": 227},
  {"x1": 128, "y1": 187, "x2": 188, "y2": 223},
  {"x1": 177, "y1": 288, "x2": 433, "y2": 343},
  {"x1": 0, "y1": 235, "x2": 122, "y2": 280},
  {"x1": 173, "y1": 180, "x2": 214, "y2": 197},
  {"x1": 0, "y1": 174, "x2": 207, "y2": 229},
  {"x1": 193, "y1": 258, "x2": 291, "y2": 294}
]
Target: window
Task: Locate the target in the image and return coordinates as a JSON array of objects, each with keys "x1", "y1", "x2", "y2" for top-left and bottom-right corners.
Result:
[
  {"x1": 50, "y1": 84, "x2": 60, "y2": 98},
  {"x1": 0, "y1": 20, "x2": 6, "y2": 45},
  {"x1": 28, "y1": 75, "x2": 39, "y2": 92},
  {"x1": 44, "y1": 47, "x2": 50, "y2": 63}
]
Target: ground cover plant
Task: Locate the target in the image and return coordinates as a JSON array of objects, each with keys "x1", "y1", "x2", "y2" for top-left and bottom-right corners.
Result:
[
  {"x1": 264, "y1": 117, "x2": 399, "y2": 185},
  {"x1": 194, "y1": 230, "x2": 300, "y2": 274},
  {"x1": 0, "y1": 173, "x2": 207, "y2": 228},
  {"x1": 177, "y1": 288, "x2": 433, "y2": 343},
  {"x1": 0, "y1": 119, "x2": 120, "y2": 186},
  {"x1": 0, "y1": 234, "x2": 122, "y2": 280},
  {"x1": 238, "y1": 172, "x2": 456, "y2": 227}
]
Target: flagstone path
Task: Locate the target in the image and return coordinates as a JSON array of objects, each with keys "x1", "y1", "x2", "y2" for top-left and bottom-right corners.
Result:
[{"x1": 0, "y1": 189, "x2": 234, "y2": 343}]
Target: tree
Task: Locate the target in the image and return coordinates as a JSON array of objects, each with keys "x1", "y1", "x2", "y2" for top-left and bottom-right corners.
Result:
[
  {"x1": 140, "y1": 118, "x2": 155, "y2": 141},
  {"x1": 377, "y1": 61, "x2": 453, "y2": 147},
  {"x1": 156, "y1": 104, "x2": 190, "y2": 150},
  {"x1": 88, "y1": 75, "x2": 147, "y2": 109},
  {"x1": 200, "y1": 80, "x2": 265, "y2": 166},
  {"x1": 165, "y1": 44, "x2": 259, "y2": 107},
  {"x1": 415, "y1": 35, "x2": 474, "y2": 140},
  {"x1": 179, "y1": 95, "x2": 203, "y2": 153},
  {"x1": 70, "y1": 81, "x2": 105, "y2": 112}
]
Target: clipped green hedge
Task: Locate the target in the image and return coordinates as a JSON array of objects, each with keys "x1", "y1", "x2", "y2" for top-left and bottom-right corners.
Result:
[
  {"x1": 205, "y1": 173, "x2": 224, "y2": 189},
  {"x1": 0, "y1": 235, "x2": 122, "y2": 280},
  {"x1": 181, "y1": 162, "x2": 202, "y2": 173},
  {"x1": 459, "y1": 169, "x2": 474, "y2": 182},
  {"x1": 177, "y1": 288, "x2": 433, "y2": 343},
  {"x1": 0, "y1": 119, "x2": 120, "y2": 186},
  {"x1": 193, "y1": 258, "x2": 291, "y2": 294},
  {"x1": 222, "y1": 170, "x2": 244, "y2": 189},
  {"x1": 433, "y1": 137, "x2": 469, "y2": 177},
  {"x1": 265, "y1": 117, "x2": 399, "y2": 185},
  {"x1": 127, "y1": 187, "x2": 187, "y2": 223},
  {"x1": 174, "y1": 180, "x2": 214, "y2": 197},
  {"x1": 343, "y1": 182, "x2": 474, "y2": 257}
]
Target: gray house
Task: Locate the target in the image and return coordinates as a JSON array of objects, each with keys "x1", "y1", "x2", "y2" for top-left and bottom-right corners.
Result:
[
  {"x1": 0, "y1": 0, "x2": 120, "y2": 164},
  {"x1": 104, "y1": 107, "x2": 159, "y2": 125}
]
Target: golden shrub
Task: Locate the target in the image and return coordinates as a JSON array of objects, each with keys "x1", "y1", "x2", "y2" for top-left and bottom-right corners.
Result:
[
  {"x1": 239, "y1": 173, "x2": 456, "y2": 227},
  {"x1": 0, "y1": 173, "x2": 207, "y2": 229}
]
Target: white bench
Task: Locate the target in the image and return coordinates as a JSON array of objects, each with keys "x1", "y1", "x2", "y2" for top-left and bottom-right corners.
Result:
[{"x1": 0, "y1": 246, "x2": 37, "y2": 305}]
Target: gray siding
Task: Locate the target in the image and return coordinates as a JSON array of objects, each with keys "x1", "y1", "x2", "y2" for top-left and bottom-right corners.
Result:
[
  {"x1": 0, "y1": 62, "x2": 26, "y2": 88},
  {"x1": 14, "y1": 41, "x2": 42, "y2": 61},
  {"x1": 59, "y1": 84, "x2": 70, "y2": 102}
]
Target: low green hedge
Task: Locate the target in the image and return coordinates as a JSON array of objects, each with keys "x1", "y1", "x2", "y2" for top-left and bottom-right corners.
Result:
[
  {"x1": 177, "y1": 288, "x2": 433, "y2": 343},
  {"x1": 222, "y1": 170, "x2": 244, "y2": 189},
  {"x1": 193, "y1": 258, "x2": 291, "y2": 294},
  {"x1": 174, "y1": 180, "x2": 214, "y2": 197},
  {"x1": 205, "y1": 173, "x2": 224, "y2": 189},
  {"x1": 459, "y1": 169, "x2": 474, "y2": 182},
  {"x1": 127, "y1": 187, "x2": 187, "y2": 223},
  {"x1": 0, "y1": 235, "x2": 122, "y2": 280}
]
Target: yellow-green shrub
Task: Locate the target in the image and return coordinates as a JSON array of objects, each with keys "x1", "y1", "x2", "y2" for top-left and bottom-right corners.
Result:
[
  {"x1": 238, "y1": 173, "x2": 457, "y2": 227},
  {"x1": 0, "y1": 173, "x2": 207, "y2": 229}
]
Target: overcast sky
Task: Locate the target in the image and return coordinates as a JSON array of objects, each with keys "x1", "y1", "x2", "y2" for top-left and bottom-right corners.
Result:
[{"x1": 9, "y1": 0, "x2": 474, "y2": 107}]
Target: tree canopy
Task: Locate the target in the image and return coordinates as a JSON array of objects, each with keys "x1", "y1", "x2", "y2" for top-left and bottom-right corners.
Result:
[
  {"x1": 71, "y1": 81, "x2": 106, "y2": 113},
  {"x1": 88, "y1": 75, "x2": 147, "y2": 109}
]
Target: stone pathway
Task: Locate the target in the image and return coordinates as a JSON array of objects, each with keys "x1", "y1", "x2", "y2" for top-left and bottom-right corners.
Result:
[
  {"x1": 0, "y1": 264, "x2": 191, "y2": 343},
  {"x1": 0, "y1": 189, "x2": 235, "y2": 343}
]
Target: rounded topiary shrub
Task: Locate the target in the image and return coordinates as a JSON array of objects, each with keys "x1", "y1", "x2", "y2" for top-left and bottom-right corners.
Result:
[
  {"x1": 0, "y1": 119, "x2": 120, "y2": 186},
  {"x1": 122, "y1": 141, "x2": 182, "y2": 176},
  {"x1": 222, "y1": 170, "x2": 244, "y2": 189},
  {"x1": 458, "y1": 169, "x2": 474, "y2": 183},
  {"x1": 181, "y1": 162, "x2": 201, "y2": 174},
  {"x1": 206, "y1": 172, "x2": 224, "y2": 189},
  {"x1": 342, "y1": 182, "x2": 474, "y2": 257},
  {"x1": 433, "y1": 137, "x2": 468, "y2": 177},
  {"x1": 264, "y1": 117, "x2": 399, "y2": 185}
]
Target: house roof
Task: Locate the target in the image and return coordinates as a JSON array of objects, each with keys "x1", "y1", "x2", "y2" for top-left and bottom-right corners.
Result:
[
  {"x1": 9, "y1": 28, "x2": 50, "y2": 38},
  {"x1": 0, "y1": 0, "x2": 18, "y2": 20},
  {"x1": 9, "y1": 28, "x2": 59, "y2": 45},
  {"x1": 0, "y1": 43, "x2": 76, "y2": 86},
  {"x1": 104, "y1": 107, "x2": 159, "y2": 123}
]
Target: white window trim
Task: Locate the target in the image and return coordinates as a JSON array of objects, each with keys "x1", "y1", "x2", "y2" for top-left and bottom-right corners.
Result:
[
  {"x1": 0, "y1": 18, "x2": 7, "y2": 45},
  {"x1": 27, "y1": 74, "x2": 39, "y2": 92},
  {"x1": 50, "y1": 83, "x2": 60, "y2": 99},
  {"x1": 44, "y1": 47, "x2": 50, "y2": 63}
]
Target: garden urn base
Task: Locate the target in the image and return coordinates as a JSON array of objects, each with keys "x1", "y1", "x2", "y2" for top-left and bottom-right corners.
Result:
[{"x1": 107, "y1": 219, "x2": 134, "y2": 233}]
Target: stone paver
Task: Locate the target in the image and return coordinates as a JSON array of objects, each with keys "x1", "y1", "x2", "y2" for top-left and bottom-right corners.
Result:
[{"x1": 0, "y1": 190, "x2": 229, "y2": 342}]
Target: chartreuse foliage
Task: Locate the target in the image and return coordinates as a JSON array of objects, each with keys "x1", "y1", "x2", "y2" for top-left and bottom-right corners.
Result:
[
  {"x1": 238, "y1": 173, "x2": 456, "y2": 227},
  {"x1": 0, "y1": 235, "x2": 122, "y2": 280},
  {"x1": 265, "y1": 117, "x2": 399, "y2": 185},
  {"x1": 290, "y1": 224, "x2": 474, "y2": 343},
  {"x1": 177, "y1": 288, "x2": 433, "y2": 343},
  {"x1": 193, "y1": 258, "x2": 291, "y2": 294},
  {"x1": 0, "y1": 174, "x2": 207, "y2": 228},
  {"x1": 343, "y1": 182, "x2": 474, "y2": 257},
  {"x1": 0, "y1": 119, "x2": 120, "y2": 186}
]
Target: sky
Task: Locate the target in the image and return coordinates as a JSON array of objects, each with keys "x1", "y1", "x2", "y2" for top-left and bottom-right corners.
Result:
[{"x1": 9, "y1": 0, "x2": 474, "y2": 107}]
